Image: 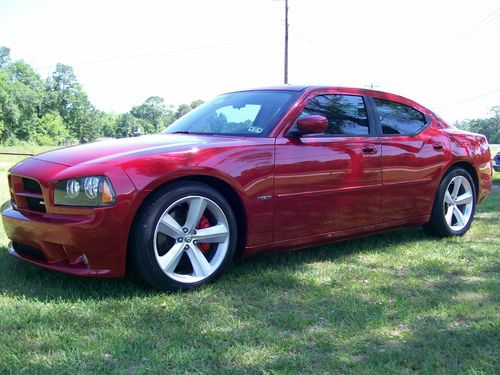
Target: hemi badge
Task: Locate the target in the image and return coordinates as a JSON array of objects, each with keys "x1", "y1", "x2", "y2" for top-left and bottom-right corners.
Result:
[{"x1": 258, "y1": 195, "x2": 272, "y2": 201}]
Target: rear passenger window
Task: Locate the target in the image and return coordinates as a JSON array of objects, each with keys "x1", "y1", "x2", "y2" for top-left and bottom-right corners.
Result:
[
  {"x1": 374, "y1": 98, "x2": 427, "y2": 135},
  {"x1": 299, "y1": 94, "x2": 369, "y2": 136}
]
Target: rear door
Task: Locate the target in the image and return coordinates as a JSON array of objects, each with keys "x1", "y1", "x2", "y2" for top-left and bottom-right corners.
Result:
[
  {"x1": 273, "y1": 91, "x2": 382, "y2": 241},
  {"x1": 369, "y1": 97, "x2": 450, "y2": 222}
]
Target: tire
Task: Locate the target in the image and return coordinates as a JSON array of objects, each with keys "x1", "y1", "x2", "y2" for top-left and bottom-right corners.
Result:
[
  {"x1": 423, "y1": 167, "x2": 476, "y2": 237},
  {"x1": 129, "y1": 181, "x2": 237, "y2": 291}
]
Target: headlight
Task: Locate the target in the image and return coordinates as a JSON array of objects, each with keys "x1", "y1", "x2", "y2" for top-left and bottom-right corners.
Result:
[{"x1": 54, "y1": 176, "x2": 116, "y2": 207}]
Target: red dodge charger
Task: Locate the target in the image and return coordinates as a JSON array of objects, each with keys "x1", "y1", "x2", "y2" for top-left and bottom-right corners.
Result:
[{"x1": 1, "y1": 86, "x2": 493, "y2": 290}]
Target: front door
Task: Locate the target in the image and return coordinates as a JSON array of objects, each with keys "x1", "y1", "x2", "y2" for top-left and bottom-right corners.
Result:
[{"x1": 274, "y1": 93, "x2": 382, "y2": 241}]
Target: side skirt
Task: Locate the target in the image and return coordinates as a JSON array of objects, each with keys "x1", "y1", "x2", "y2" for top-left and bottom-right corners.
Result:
[{"x1": 242, "y1": 215, "x2": 430, "y2": 257}]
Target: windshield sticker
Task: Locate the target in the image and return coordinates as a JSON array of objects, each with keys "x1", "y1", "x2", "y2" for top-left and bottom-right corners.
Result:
[{"x1": 248, "y1": 126, "x2": 263, "y2": 134}]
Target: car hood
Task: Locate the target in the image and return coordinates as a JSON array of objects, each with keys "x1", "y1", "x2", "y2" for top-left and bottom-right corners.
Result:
[{"x1": 33, "y1": 134, "x2": 242, "y2": 167}]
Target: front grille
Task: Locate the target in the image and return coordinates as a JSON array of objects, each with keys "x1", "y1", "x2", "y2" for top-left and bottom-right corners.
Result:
[
  {"x1": 13, "y1": 242, "x2": 46, "y2": 261},
  {"x1": 9, "y1": 175, "x2": 46, "y2": 213},
  {"x1": 23, "y1": 178, "x2": 42, "y2": 193},
  {"x1": 26, "y1": 196, "x2": 46, "y2": 212}
]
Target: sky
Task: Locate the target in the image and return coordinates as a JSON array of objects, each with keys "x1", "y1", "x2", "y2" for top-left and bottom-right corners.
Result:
[{"x1": 0, "y1": 0, "x2": 499, "y2": 123}]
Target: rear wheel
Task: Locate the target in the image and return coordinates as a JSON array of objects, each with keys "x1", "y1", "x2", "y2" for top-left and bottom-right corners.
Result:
[
  {"x1": 423, "y1": 167, "x2": 476, "y2": 237},
  {"x1": 129, "y1": 181, "x2": 237, "y2": 291}
]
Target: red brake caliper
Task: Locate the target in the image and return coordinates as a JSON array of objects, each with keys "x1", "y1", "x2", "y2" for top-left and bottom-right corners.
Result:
[{"x1": 196, "y1": 215, "x2": 210, "y2": 252}]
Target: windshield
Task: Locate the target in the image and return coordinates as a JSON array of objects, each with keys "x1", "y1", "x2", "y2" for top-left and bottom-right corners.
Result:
[{"x1": 163, "y1": 90, "x2": 300, "y2": 136}]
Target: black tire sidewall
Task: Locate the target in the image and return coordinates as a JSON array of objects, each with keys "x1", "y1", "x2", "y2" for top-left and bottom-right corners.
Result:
[{"x1": 130, "y1": 182, "x2": 237, "y2": 291}]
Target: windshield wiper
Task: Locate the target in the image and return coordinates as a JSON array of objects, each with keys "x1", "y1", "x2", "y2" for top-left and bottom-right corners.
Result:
[{"x1": 171, "y1": 131, "x2": 216, "y2": 136}]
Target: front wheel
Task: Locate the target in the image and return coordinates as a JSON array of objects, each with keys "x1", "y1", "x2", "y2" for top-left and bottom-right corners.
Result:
[
  {"x1": 423, "y1": 167, "x2": 476, "y2": 237},
  {"x1": 129, "y1": 181, "x2": 237, "y2": 291}
]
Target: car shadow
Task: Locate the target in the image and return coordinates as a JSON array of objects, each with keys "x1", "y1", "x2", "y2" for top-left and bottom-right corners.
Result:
[{"x1": 0, "y1": 227, "x2": 431, "y2": 302}]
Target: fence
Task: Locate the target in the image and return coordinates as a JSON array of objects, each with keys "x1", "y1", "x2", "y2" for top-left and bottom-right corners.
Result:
[{"x1": 0, "y1": 152, "x2": 34, "y2": 156}]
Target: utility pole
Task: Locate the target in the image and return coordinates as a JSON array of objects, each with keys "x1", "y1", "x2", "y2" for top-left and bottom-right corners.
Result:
[{"x1": 284, "y1": 0, "x2": 289, "y2": 84}]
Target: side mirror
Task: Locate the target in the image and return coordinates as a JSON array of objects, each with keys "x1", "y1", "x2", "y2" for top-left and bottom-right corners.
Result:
[{"x1": 296, "y1": 115, "x2": 328, "y2": 135}]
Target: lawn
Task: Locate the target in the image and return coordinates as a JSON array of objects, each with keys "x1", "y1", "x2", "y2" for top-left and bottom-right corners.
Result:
[{"x1": 0, "y1": 147, "x2": 498, "y2": 374}]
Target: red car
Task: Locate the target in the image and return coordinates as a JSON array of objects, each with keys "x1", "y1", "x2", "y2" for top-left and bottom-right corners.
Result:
[{"x1": 2, "y1": 86, "x2": 493, "y2": 290}]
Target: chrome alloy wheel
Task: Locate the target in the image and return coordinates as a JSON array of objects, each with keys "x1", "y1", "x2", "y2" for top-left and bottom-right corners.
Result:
[
  {"x1": 443, "y1": 175, "x2": 474, "y2": 231},
  {"x1": 153, "y1": 196, "x2": 230, "y2": 284}
]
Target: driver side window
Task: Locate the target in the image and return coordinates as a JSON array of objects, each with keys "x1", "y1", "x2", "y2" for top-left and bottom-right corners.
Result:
[{"x1": 298, "y1": 94, "x2": 369, "y2": 136}]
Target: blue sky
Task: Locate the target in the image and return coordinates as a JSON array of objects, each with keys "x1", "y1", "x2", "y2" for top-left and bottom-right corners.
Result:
[{"x1": 0, "y1": 0, "x2": 499, "y2": 123}]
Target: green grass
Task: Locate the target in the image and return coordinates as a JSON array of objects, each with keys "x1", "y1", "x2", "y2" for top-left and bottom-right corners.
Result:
[{"x1": 0, "y1": 151, "x2": 499, "y2": 374}]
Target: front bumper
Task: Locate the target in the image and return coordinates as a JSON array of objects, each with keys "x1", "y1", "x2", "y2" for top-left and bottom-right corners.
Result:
[
  {"x1": 2, "y1": 201, "x2": 129, "y2": 277},
  {"x1": 1, "y1": 158, "x2": 140, "y2": 278}
]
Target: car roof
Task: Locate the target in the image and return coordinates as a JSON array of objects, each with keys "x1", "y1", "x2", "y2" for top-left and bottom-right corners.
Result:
[
  {"x1": 232, "y1": 85, "x2": 409, "y2": 98},
  {"x1": 228, "y1": 85, "x2": 424, "y2": 110}
]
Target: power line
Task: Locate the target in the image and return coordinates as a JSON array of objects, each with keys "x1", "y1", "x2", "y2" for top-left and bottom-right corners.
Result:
[
  {"x1": 434, "y1": 89, "x2": 500, "y2": 109},
  {"x1": 444, "y1": 8, "x2": 500, "y2": 49},
  {"x1": 401, "y1": 9, "x2": 500, "y2": 77},
  {"x1": 34, "y1": 40, "x2": 259, "y2": 70},
  {"x1": 472, "y1": 24, "x2": 500, "y2": 45}
]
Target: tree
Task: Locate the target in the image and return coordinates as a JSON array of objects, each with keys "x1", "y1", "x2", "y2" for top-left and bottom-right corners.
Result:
[
  {"x1": 457, "y1": 106, "x2": 500, "y2": 144},
  {"x1": 0, "y1": 49, "x2": 46, "y2": 143},
  {"x1": 0, "y1": 46, "x2": 208, "y2": 144},
  {"x1": 0, "y1": 47, "x2": 10, "y2": 70},
  {"x1": 0, "y1": 70, "x2": 20, "y2": 142},
  {"x1": 115, "y1": 113, "x2": 147, "y2": 138},
  {"x1": 35, "y1": 112, "x2": 69, "y2": 145},
  {"x1": 79, "y1": 108, "x2": 102, "y2": 143},
  {"x1": 98, "y1": 112, "x2": 119, "y2": 138},
  {"x1": 130, "y1": 96, "x2": 173, "y2": 133},
  {"x1": 173, "y1": 100, "x2": 204, "y2": 122},
  {"x1": 44, "y1": 63, "x2": 94, "y2": 142},
  {"x1": 175, "y1": 103, "x2": 191, "y2": 120},
  {"x1": 190, "y1": 99, "x2": 204, "y2": 109}
]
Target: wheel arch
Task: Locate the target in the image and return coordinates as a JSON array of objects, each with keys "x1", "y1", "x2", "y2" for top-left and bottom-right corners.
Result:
[
  {"x1": 126, "y1": 174, "x2": 248, "y2": 267},
  {"x1": 446, "y1": 161, "x2": 479, "y2": 202}
]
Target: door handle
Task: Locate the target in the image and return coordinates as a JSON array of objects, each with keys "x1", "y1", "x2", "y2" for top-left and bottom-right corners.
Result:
[
  {"x1": 362, "y1": 145, "x2": 378, "y2": 154},
  {"x1": 432, "y1": 142, "x2": 444, "y2": 151}
]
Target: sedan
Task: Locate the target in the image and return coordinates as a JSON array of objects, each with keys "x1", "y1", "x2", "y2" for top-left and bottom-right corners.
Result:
[
  {"x1": 493, "y1": 152, "x2": 500, "y2": 172},
  {"x1": 1, "y1": 86, "x2": 493, "y2": 290}
]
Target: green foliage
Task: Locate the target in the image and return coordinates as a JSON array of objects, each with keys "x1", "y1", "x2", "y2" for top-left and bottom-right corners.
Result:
[
  {"x1": 44, "y1": 64, "x2": 96, "y2": 143},
  {"x1": 98, "y1": 112, "x2": 120, "y2": 138},
  {"x1": 175, "y1": 103, "x2": 192, "y2": 120},
  {"x1": 130, "y1": 96, "x2": 173, "y2": 134},
  {"x1": 174, "y1": 99, "x2": 204, "y2": 122},
  {"x1": 0, "y1": 46, "x2": 205, "y2": 145},
  {"x1": 115, "y1": 113, "x2": 147, "y2": 138},
  {"x1": 113, "y1": 97, "x2": 205, "y2": 138},
  {"x1": 0, "y1": 47, "x2": 10, "y2": 70},
  {"x1": 190, "y1": 99, "x2": 204, "y2": 109},
  {"x1": 0, "y1": 57, "x2": 45, "y2": 143},
  {"x1": 35, "y1": 112, "x2": 69, "y2": 146},
  {"x1": 456, "y1": 106, "x2": 500, "y2": 143}
]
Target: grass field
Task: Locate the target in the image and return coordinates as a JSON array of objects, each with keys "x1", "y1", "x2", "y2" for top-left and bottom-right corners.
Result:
[{"x1": 0, "y1": 147, "x2": 499, "y2": 374}]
